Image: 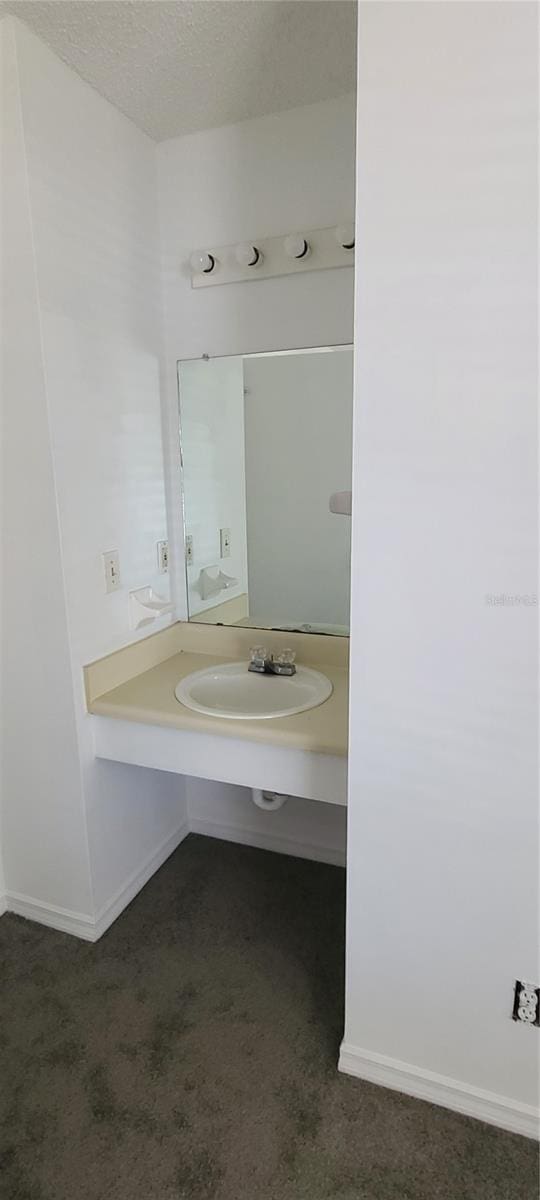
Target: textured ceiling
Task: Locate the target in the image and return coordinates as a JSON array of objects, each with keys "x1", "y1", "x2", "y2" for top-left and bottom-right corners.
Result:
[{"x1": 0, "y1": 0, "x2": 357, "y2": 141}]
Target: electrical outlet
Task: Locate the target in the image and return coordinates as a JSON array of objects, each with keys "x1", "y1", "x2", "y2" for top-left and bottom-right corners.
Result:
[
  {"x1": 512, "y1": 980, "x2": 540, "y2": 1026},
  {"x1": 102, "y1": 549, "x2": 120, "y2": 593},
  {"x1": 157, "y1": 540, "x2": 169, "y2": 573},
  {"x1": 220, "y1": 527, "x2": 231, "y2": 558},
  {"x1": 185, "y1": 534, "x2": 194, "y2": 564}
]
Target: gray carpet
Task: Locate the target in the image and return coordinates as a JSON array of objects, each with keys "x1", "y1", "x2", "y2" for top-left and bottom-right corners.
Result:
[{"x1": 0, "y1": 835, "x2": 537, "y2": 1200}]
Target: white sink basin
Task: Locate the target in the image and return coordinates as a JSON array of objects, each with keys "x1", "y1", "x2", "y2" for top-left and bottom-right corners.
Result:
[{"x1": 174, "y1": 661, "x2": 333, "y2": 720}]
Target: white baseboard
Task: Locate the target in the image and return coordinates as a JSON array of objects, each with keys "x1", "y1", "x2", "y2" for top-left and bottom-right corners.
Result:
[
  {"x1": 3, "y1": 820, "x2": 190, "y2": 943},
  {"x1": 93, "y1": 819, "x2": 190, "y2": 939},
  {"x1": 339, "y1": 1042, "x2": 540, "y2": 1141},
  {"x1": 5, "y1": 891, "x2": 97, "y2": 940},
  {"x1": 189, "y1": 816, "x2": 346, "y2": 867},
  {"x1": 0, "y1": 895, "x2": 8, "y2": 918},
  {"x1": 2, "y1": 815, "x2": 341, "y2": 943}
]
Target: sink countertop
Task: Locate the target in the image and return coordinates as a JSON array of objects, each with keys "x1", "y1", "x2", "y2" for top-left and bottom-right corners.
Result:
[{"x1": 87, "y1": 649, "x2": 349, "y2": 757}]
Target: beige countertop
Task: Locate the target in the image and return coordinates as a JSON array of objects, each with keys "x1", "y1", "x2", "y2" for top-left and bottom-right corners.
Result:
[{"x1": 87, "y1": 648, "x2": 349, "y2": 757}]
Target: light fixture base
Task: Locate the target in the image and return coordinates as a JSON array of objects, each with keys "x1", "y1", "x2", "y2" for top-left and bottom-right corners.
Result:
[{"x1": 188, "y1": 224, "x2": 354, "y2": 288}]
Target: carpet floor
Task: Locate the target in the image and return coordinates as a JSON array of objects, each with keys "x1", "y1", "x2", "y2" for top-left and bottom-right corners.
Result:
[{"x1": 0, "y1": 834, "x2": 537, "y2": 1200}]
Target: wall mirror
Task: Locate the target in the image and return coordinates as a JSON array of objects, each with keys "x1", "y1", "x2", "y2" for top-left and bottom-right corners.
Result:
[{"x1": 177, "y1": 345, "x2": 353, "y2": 636}]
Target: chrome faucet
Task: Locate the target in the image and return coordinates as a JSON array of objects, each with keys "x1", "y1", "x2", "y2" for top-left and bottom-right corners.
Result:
[{"x1": 248, "y1": 647, "x2": 297, "y2": 676}]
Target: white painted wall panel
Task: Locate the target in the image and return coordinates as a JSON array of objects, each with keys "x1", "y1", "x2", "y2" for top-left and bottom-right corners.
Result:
[
  {"x1": 345, "y1": 0, "x2": 538, "y2": 1111},
  {"x1": 2, "y1": 18, "x2": 186, "y2": 921},
  {"x1": 187, "y1": 779, "x2": 346, "y2": 867},
  {"x1": 0, "y1": 17, "x2": 93, "y2": 915},
  {"x1": 14, "y1": 19, "x2": 170, "y2": 662}
]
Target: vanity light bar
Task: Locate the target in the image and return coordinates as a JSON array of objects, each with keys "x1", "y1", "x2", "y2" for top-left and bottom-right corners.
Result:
[{"x1": 188, "y1": 224, "x2": 355, "y2": 289}]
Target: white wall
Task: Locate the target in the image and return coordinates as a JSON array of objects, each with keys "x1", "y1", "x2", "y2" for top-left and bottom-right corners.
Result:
[
  {"x1": 244, "y1": 348, "x2": 352, "y2": 628},
  {"x1": 180, "y1": 356, "x2": 248, "y2": 617},
  {"x1": 187, "y1": 779, "x2": 346, "y2": 867},
  {"x1": 1, "y1": 17, "x2": 186, "y2": 926},
  {"x1": 0, "y1": 17, "x2": 93, "y2": 917},
  {"x1": 157, "y1": 92, "x2": 356, "y2": 618},
  {"x1": 343, "y1": 0, "x2": 539, "y2": 1128},
  {"x1": 14, "y1": 20, "x2": 171, "y2": 664}
]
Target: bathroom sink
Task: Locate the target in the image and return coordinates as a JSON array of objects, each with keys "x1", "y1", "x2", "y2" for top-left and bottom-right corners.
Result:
[{"x1": 174, "y1": 661, "x2": 333, "y2": 720}]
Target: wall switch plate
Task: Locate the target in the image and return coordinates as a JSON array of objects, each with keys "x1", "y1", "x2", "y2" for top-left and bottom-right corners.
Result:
[
  {"x1": 185, "y1": 534, "x2": 194, "y2": 565},
  {"x1": 220, "y1": 527, "x2": 231, "y2": 558},
  {"x1": 157, "y1": 540, "x2": 169, "y2": 573},
  {"x1": 103, "y1": 549, "x2": 120, "y2": 593},
  {"x1": 512, "y1": 981, "x2": 540, "y2": 1026}
]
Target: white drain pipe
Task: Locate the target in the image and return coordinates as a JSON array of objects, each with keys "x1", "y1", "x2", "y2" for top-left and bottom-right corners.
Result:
[{"x1": 251, "y1": 788, "x2": 288, "y2": 812}]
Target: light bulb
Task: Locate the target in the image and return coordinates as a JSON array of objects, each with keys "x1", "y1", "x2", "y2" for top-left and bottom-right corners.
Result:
[
  {"x1": 335, "y1": 224, "x2": 355, "y2": 250},
  {"x1": 284, "y1": 233, "x2": 310, "y2": 260},
  {"x1": 235, "y1": 243, "x2": 262, "y2": 268},
  {"x1": 189, "y1": 249, "x2": 216, "y2": 275}
]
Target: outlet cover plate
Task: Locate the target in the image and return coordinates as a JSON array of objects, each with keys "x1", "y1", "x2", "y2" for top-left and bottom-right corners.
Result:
[
  {"x1": 103, "y1": 549, "x2": 120, "y2": 593},
  {"x1": 512, "y1": 980, "x2": 540, "y2": 1026},
  {"x1": 157, "y1": 540, "x2": 169, "y2": 573},
  {"x1": 220, "y1": 527, "x2": 231, "y2": 558}
]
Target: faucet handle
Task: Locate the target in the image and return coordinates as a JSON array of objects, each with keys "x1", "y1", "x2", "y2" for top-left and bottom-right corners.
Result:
[
  {"x1": 250, "y1": 645, "x2": 269, "y2": 661},
  {"x1": 248, "y1": 646, "x2": 270, "y2": 673},
  {"x1": 272, "y1": 648, "x2": 297, "y2": 675}
]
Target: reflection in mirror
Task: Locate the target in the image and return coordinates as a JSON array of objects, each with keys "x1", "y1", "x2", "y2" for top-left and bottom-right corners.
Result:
[{"x1": 178, "y1": 346, "x2": 353, "y2": 636}]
